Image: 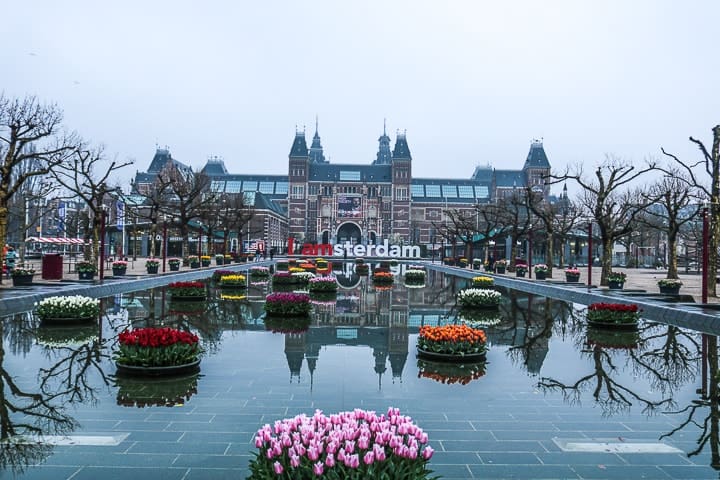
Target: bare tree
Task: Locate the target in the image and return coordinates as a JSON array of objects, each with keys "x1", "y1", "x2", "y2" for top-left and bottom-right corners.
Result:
[
  {"x1": 0, "y1": 95, "x2": 79, "y2": 259},
  {"x1": 495, "y1": 194, "x2": 534, "y2": 270},
  {"x1": 661, "y1": 125, "x2": 720, "y2": 296},
  {"x1": 52, "y1": 146, "x2": 132, "y2": 263},
  {"x1": 549, "y1": 156, "x2": 656, "y2": 285},
  {"x1": 639, "y1": 170, "x2": 699, "y2": 279}
]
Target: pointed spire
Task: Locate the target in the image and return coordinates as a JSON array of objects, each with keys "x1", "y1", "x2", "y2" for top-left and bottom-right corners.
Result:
[
  {"x1": 373, "y1": 120, "x2": 392, "y2": 165},
  {"x1": 308, "y1": 116, "x2": 327, "y2": 163}
]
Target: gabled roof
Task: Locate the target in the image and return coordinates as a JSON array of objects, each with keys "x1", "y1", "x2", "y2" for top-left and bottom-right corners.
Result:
[
  {"x1": 202, "y1": 158, "x2": 228, "y2": 175},
  {"x1": 494, "y1": 170, "x2": 525, "y2": 188},
  {"x1": 147, "y1": 148, "x2": 190, "y2": 174},
  {"x1": 246, "y1": 192, "x2": 286, "y2": 216},
  {"x1": 523, "y1": 140, "x2": 550, "y2": 169}
]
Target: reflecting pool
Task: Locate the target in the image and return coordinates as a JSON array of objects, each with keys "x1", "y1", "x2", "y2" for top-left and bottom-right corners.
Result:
[{"x1": 1, "y1": 268, "x2": 717, "y2": 479}]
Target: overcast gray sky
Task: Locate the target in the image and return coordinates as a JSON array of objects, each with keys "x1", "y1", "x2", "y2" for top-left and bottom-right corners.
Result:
[{"x1": 3, "y1": 1, "x2": 718, "y2": 194}]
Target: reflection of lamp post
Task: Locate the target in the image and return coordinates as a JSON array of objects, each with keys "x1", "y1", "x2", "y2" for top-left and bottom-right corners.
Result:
[
  {"x1": 197, "y1": 223, "x2": 203, "y2": 258},
  {"x1": 162, "y1": 215, "x2": 168, "y2": 273},
  {"x1": 702, "y1": 206, "x2": 709, "y2": 304}
]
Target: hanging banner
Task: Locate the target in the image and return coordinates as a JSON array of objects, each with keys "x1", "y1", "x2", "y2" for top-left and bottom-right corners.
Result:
[{"x1": 116, "y1": 201, "x2": 125, "y2": 228}]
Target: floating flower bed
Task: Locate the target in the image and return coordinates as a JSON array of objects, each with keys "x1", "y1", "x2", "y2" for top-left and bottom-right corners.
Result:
[
  {"x1": 585, "y1": 327, "x2": 640, "y2": 349},
  {"x1": 263, "y1": 316, "x2": 312, "y2": 334},
  {"x1": 471, "y1": 276, "x2": 494, "y2": 288},
  {"x1": 114, "y1": 327, "x2": 202, "y2": 375},
  {"x1": 457, "y1": 308, "x2": 503, "y2": 327},
  {"x1": 35, "y1": 325, "x2": 99, "y2": 348},
  {"x1": 456, "y1": 288, "x2": 501, "y2": 308},
  {"x1": 586, "y1": 302, "x2": 640, "y2": 328},
  {"x1": 372, "y1": 271, "x2": 394, "y2": 284},
  {"x1": 168, "y1": 281, "x2": 206, "y2": 300},
  {"x1": 264, "y1": 292, "x2": 311, "y2": 317},
  {"x1": 308, "y1": 276, "x2": 338, "y2": 292},
  {"x1": 249, "y1": 266, "x2": 271, "y2": 278},
  {"x1": 115, "y1": 374, "x2": 198, "y2": 408},
  {"x1": 248, "y1": 408, "x2": 435, "y2": 479},
  {"x1": 219, "y1": 274, "x2": 247, "y2": 288},
  {"x1": 417, "y1": 358, "x2": 486, "y2": 385},
  {"x1": 212, "y1": 269, "x2": 236, "y2": 282},
  {"x1": 35, "y1": 295, "x2": 100, "y2": 322},
  {"x1": 417, "y1": 324, "x2": 487, "y2": 361},
  {"x1": 404, "y1": 269, "x2": 426, "y2": 283}
]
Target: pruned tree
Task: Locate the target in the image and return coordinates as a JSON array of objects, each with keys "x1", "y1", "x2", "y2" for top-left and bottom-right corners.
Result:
[
  {"x1": 549, "y1": 156, "x2": 657, "y2": 285},
  {"x1": 0, "y1": 95, "x2": 79, "y2": 260},
  {"x1": 52, "y1": 145, "x2": 132, "y2": 263},
  {"x1": 495, "y1": 193, "x2": 534, "y2": 269},
  {"x1": 639, "y1": 169, "x2": 699, "y2": 279},
  {"x1": 215, "y1": 193, "x2": 255, "y2": 255},
  {"x1": 661, "y1": 125, "x2": 720, "y2": 296},
  {"x1": 158, "y1": 165, "x2": 217, "y2": 257}
]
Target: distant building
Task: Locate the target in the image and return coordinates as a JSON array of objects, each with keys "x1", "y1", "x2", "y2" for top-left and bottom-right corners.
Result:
[{"x1": 133, "y1": 123, "x2": 551, "y2": 255}]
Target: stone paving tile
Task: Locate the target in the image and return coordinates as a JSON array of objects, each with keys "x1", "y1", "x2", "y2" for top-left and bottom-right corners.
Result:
[
  {"x1": 659, "y1": 465, "x2": 720, "y2": 479},
  {"x1": 111, "y1": 420, "x2": 172, "y2": 431},
  {"x1": 468, "y1": 464, "x2": 580, "y2": 479},
  {"x1": 427, "y1": 429, "x2": 495, "y2": 441},
  {"x1": 477, "y1": 452, "x2": 542, "y2": 464},
  {"x1": 70, "y1": 466, "x2": 189, "y2": 480},
  {"x1": 571, "y1": 464, "x2": 672, "y2": 479},
  {"x1": 125, "y1": 431, "x2": 184, "y2": 442},
  {"x1": 615, "y1": 453, "x2": 693, "y2": 466},
  {"x1": 145, "y1": 412, "x2": 216, "y2": 422},
  {"x1": 127, "y1": 441, "x2": 230, "y2": 455},
  {"x1": 471, "y1": 420, "x2": 558, "y2": 430},
  {"x1": 428, "y1": 464, "x2": 476, "y2": 478},
  {"x1": 492, "y1": 430, "x2": 586, "y2": 441},
  {"x1": 536, "y1": 451, "x2": 626, "y2": 465},
  {"x1": 429, "y1": 450, "x2": 482, "y2": 464},
  {"x1": 441, "y1": 440, "x2": 547, "y2": 452},
  {"x1": 171, "y1": 454, "x2": 252, "y2": 468},
  {"x1": 4, "y1": 466, "x2": 80, "y2": 480},
  {"x1": 42, "y1": 452, "x2": 178, "y2": 467},
  {"x1": 184, "y1": 469, "x2": 249, "y2": 480}
]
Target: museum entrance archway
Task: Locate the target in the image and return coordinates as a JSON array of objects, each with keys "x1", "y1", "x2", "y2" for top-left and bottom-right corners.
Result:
[
  {"x1": 336, "y1": 223, "x2": 361, "y2": 245},
  {"x1": 321, "y1": 231, "x2": 330, "y2": 244}
]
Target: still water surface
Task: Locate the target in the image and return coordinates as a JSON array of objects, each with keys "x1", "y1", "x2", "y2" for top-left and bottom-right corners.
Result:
[{"x1": 0, "y1": 269, "x2": 716, "y2": 478}]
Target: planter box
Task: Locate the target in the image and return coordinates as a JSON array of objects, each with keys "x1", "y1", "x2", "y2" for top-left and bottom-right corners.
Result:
[
  {"x1": 565, "y1": 274, "x2": 580, "y2": 282},
  {"x1": 190, "y1": 262, "x2": 200, "y2": 269},
  {"x1": 496, "y1": 266, "x2": 506, "y2": 274},
  {"x1": 215, "y1": 258, "x2": 224, "y2": 265},
  {"x1": 608, "y1": 281, "x2": 624, "y2": 290},
  {"x1": 201, "y1": 260, "x2": 211, "y2": 267},
  {"x1": 12, "y1": 274, "x2": 33, "y2": 286},
  {"x1": 112, "y1": 268, "x2": 126, "y2": 276},
  {"x1": 516, "y1": 271, "x2": 526, "y2": 278},
  {"x1": 146, "y1": 266, "x2": 159, "y2": 274},
  {"x1": 659, "y1": 286, "x2": 680, "y2": 294},
  {"x1": 116, "y1": 359, "x2": 201, "y2": 377},
  {"x1": 169, "y1": 263, "x2": 180, "y2": 271},
  {"x1": 535, "y1": 271, "x2": 547, "y2": 280}
]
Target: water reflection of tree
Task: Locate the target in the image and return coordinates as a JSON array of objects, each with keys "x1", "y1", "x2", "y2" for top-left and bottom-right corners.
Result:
[
  {"x1": 660, "y1": 335, "x2": 720, "y2": 470},
  {"x1": 0, "y1": 313, "x2": 113, "y2": 473},
  {"x1": 538, "y1": 320, "x2": 686, "y2": 417}
]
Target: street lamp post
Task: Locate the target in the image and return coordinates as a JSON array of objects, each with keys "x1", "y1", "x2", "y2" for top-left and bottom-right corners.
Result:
[
  {"x1": 702, "y1": 206, "x2": 709, "y2": 304},
  {"x1": 587, "y1": 222, "x2": 593, "y2": 288},
  {"x1": 162, "y1": 215, "x2": 168, "y2": 273},
  {"x1": 99, "y1": 208, "x2": 107, "y2": 282}
]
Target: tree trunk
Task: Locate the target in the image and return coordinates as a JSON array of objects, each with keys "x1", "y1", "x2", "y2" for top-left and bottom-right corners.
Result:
[
  {"x1": 600, "y1": 238, "x2": 614, "y2": 286},
  {"x1": 667, "y1": 231, "x2": 679, "y2": 279},
  {"x1": 545, "y1": 233, "x2": 555, "y2": 277}
]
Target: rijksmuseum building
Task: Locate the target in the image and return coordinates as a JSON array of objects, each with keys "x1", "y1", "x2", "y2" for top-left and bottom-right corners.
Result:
[{"x1": 134, "y1": 123, "x2": 551, "y2": 256}]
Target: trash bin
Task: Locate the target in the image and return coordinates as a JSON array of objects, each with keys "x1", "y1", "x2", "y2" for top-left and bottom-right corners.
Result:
[{"x1": 42, "y1": 253, "x2": 63, "y2": 280}]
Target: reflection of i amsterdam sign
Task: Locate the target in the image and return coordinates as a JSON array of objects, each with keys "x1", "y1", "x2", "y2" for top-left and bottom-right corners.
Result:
[{"x1": 300, "y1": 240, "x2": 420, "y2": 258}]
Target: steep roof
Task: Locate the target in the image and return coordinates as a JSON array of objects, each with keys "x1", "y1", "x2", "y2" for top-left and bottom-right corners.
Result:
[
  {"x1": 523, "y1": 140, "x2": 550, "y2": 169},
  {"x1": 392, "y1": 132, "x2": 412, "y2": 160},
  {"x1": 147, "y1": 148, "x2": 190, "y2": 174},
  {"x1": 309, "y1": 163, "x2": 392, "y2": 182},
  {"x1": 289, "y1": 131, "x2": 308, "y2": 157},
  {"x1": 201, "y1": 158, "x2": 228, "y2": 175}
]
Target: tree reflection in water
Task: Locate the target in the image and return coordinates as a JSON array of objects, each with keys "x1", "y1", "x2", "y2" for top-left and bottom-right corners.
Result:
[
  {"x1": 537, "y1": 320, "x2": 697, "y2": 417},
  {"x1": 0, "y1": 311, "x2": 110, "y2": 473},
  {"x1": 661, "y1": 334, "x2": 720, "y2": 470}
]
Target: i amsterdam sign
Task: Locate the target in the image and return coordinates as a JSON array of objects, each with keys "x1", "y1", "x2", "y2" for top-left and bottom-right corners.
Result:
[{"x1": 297, "y1": 240, "x2": 421, "y2": 259}]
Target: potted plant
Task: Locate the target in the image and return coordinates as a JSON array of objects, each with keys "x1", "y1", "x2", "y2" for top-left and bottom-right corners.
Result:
[
  {"x1": 457, "y1": 288, "x2": 502, "y2": 309},
  {"x1": 565, "y1": 267, "x2": 581, "y2": 282},
  {"x1": 35, "y1": 295, "x2": 100, "y2": 323},
  {"x1": 495, "y1": 259, "x2": 507, "y2": 274},
  {"x1": 112, "y1": 260, "x2": 128, "y2": 276},
  {"x1": 187, "y1": 255, "x2": 200, "y2": 268},
  {"x1": 114, "y1": 327, "x2": 202, "y2": 375},
  {"x1": 404, "y1": 268, "x2": 426, "y2": 286},
  {"x1": 372, "y1": 271, "x2": 394, "y2": 284},
  {"x1": 276, "y1": 260, "x2": 289, "y2": 272},
  {"x1": 219, "y1": 274, "x2": 247, "y2": 288},
  {"x1": 607, "y1": 271, "x2": 626, "y2": 290},
  {"x1": 586, "y1": 302, "x2": 640, "y2": 328},
  {"x1": 533, "y1": 264, "x2": 548, "y2": 280},
  {"x1": 168, "y1": 258, "x2": 181, "y2": 271},
  {"x1": 308, "y1": 276, "x2": 338, "y2": 292},
  {"x1": 168, "y1": 281, "x2": 206, "y2": 300},
  {"x1": 515, "y1": 263, "x2": 528, "y2": 278},
  {"x1": 264, "y1": 292, "x2": 312, "y2": 317},
  {"x1": 459, "y1": 258, "x2": 468, "y2": 268},
  {"x1": 76, "y1": 261, "x2": 98, "y2": 280},
  {"x1": 472, "y1": 258, "x2": 483, "y2": 270},
  {"x1": 471, "y1": 276, "x2": 494, "y2": 289},
  {"x1": 145, "y1": 258, "x2": 160, "y2": 274},
  {"x1": 200, "y1": 255, "x2": 211, "y2": 267},
  {"x1": 417, "y1": 324, "x2": 488, "y2": 361},
  {"x1": 249, "y1": 266, "x2": 270, "y2": 279},
  {"x1": 658, "y1": 278, "x2": 683, "y2": 294},
  {"x1": 355, "y1": 263, "x2": 369, "y2": 275},
  {"x1": 249, "y1": 408, "x2": 435, "y2": 479},
  {"x1": 11, "y1": 266, "x2": 35, "y2": 286},
  {"x1": 215, "y1": 254, "x2": 225, "y2": 265}
]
